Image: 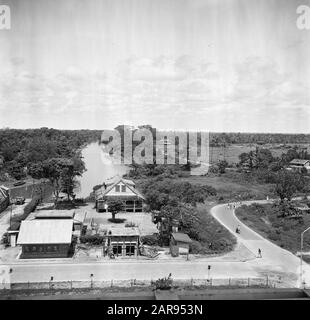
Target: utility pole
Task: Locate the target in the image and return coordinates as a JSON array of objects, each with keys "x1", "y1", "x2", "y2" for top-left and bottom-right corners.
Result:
[
  {"x1": 208, "y1": 265, "x2": 211, "y2": 281},
  {"x1": 300, "y1": 226, "x2": 310, "y2": 288}
]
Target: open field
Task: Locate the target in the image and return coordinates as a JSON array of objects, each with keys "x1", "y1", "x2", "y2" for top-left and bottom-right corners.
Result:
[
  {"x1": 209, "y1": 143, "x2": 310, "y2": 165},
  {"x1": 235, "y1": 202, "x2": 310, "y2": 263},
  {"x1": 178, "y1": 172, "x2": 274, "y2": 201}
]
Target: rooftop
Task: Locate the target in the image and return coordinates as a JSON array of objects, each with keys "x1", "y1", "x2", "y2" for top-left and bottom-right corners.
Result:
[
  {"x1": 35, "y1": 210, "x2": 75, "y2": 219},
  {"x1": 108, "y1": 227, "x2": 140, "y2": 237},
  {"x1": 171, "y1": 232, "x2": 192, "y2": 243},
  {"x1": 17, "y1": 219, "x2": 73, "y2": 245},
  {"x1": 290, "y1": 159, "x2": 310, "y2": 165},
  {"x1": 105, "y1": 175, "x2": 135, "y2": 186}
]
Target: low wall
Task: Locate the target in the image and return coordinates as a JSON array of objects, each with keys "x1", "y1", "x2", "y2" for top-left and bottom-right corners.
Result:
[{"x1": 7, "y1": 276, "x2": 278, "y2": 291}]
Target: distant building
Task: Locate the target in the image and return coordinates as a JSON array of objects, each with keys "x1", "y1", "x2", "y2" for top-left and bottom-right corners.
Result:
[
  {"x1": 17, "y1": 219, "x2": 74, "y2": 259},
  {"x1": 95, "y1": 175, "x2": 145, "y2": 212},
  {"x1": 0, "y1": 185, "x2": 10, "y2": 213},
  {"x1": 289, "y1": 159, "x2": 310, "y2": 172}
]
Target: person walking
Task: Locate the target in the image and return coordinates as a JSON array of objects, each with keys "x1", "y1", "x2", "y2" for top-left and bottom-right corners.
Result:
[{"x1": 258, "y1": 248, "x2": 262, "y2": 258}]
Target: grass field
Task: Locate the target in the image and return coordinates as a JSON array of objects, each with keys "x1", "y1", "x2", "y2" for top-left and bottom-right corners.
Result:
[
  {"x1": 235, "y1": 202, "x2": 310, "y2": 263},
  {"x1": 210, "y1": 143, "x2": 310, "y2": 165},
  {"x1": 179, "y1": 171, "x2": 274, "y2": 201}
]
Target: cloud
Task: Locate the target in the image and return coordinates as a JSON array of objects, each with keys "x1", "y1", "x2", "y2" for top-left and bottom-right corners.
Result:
[{"x1": 0, "y1": 55, "x2": 309, "y2": 132}]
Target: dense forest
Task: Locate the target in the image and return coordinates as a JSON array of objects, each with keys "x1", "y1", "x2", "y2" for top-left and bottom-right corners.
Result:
[{"x1": 0, "y1": 128, "x2": 101, "y2": 181}]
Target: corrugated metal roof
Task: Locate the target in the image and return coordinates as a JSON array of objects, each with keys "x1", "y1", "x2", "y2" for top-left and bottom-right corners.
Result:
[
  {"x1": 171, "y1": 232, "x2": 192, "y2": 243},
  {"x1": 35, "y1": 210, "x2": 75, "y2": 219},
  {"x1": 17, "y1": 219, "x2": 73, "y2": 244}
]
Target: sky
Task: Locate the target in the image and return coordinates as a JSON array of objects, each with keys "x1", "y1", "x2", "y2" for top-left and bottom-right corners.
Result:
[{"x1": 0, "y1": 0, "x2": 310, "y2": 133}]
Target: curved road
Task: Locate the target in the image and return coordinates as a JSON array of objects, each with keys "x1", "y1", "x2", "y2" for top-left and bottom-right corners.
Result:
[
  {"x1": 211, "y1": 200, "x2": 310, "y2": 288},
  {"x1": 2, "y1": 200, "x2": 309, "y2": 288}
]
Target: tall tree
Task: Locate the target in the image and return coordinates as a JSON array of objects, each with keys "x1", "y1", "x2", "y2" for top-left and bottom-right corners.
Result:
[
  {"x1": 274, "y1": 169, "x2": 301, "y2": 202},
  {"x1": 29, "y1": 157, "x2": 85, "y2": 205}
]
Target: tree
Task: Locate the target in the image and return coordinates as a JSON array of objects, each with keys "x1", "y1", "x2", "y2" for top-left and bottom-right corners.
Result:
[
  {"x1": 107, "y1": 199, "x2": 124, "y2": 220},
  {"x1": 159, "y1": 202, "x2": 200, "y2": 236},
  {"x1": 218, "y1": 160, "x2": 228, "y2": 174},
  {"x1": 60, "y1": 156, "x2": 85, "y2": 200},
  {"x1": 274, "y1": 170, "x2": 299, "y2": 202},
  {"x1": 29, "y1": 157, "x2": 85, "y2": 205},
  {"x1": 239, "y1": 148, "x2": 274, "y2": 170}
]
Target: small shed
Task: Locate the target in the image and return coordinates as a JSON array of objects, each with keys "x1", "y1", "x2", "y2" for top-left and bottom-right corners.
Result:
[
  {"x1": 170, "y1": 232, "x2": 192, "y2": 255},
  {"x1": 17, "y1": 219, "x2": 73, "y2": 259}
]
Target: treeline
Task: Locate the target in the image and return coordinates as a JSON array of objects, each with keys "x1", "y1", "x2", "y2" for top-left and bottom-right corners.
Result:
[
  {"x1": 210, "y1": 132, "x2": 310, "y2": 145},
  {"x1": 238, "y1": 147, "x2": 310, "y2": 200},
  {"x1": 138, "y1": 178, "x2": 217, "y2": 210},
  {"x1": 0, "y1": 128, "x2": 101, "y2": 180},
  {"x1": 114, "y1": 125, "x2": 310, "y2": 146}
]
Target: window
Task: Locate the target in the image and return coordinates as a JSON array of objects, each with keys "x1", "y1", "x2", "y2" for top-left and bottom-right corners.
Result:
[
  {"x1": 115, "y1": 185, "x2": 120, "y2": 192},
  {"x1": 113, "y1": 245, "x2": 122, "y2": 256},
  {"x1": 121, "y1": 185, "x2": 126, "y2": 192},
  {"x1": 126, "y1": 245, "x2": 135, "y2": 256}
]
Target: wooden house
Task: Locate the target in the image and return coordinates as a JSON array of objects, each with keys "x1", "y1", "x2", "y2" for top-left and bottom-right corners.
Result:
[
  {"x1": 95, "y1": 175, "x2": 145, "y2": 212},
  {"x1": 17, "y1": 219, "x2": 73, "y2": 259},
  {"x1": 289, "y1": 159, "x2": 310, "y2": 172}
]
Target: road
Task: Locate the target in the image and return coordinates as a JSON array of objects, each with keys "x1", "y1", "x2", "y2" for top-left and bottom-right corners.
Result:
[
  {"x1": 211, "y1": 200, "x2": 310, "y2": 288},
  {"x1": 9, "y1": 260, "x2": 260, "y2": 283},
  {"x1": 2, "y1": 200, "x2": 309, "y2": 287}
]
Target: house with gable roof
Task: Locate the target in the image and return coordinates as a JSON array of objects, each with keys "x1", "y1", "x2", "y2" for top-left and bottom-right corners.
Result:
[
  {"x1": 95, "y1": 175, "x2": 145, "y2": 212},
  {"x1": 288, "y1": 159, "x2": 310, "y2": 172}
]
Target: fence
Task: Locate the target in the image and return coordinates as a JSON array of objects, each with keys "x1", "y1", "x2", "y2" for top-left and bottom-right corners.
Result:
[{"x1": 5, "y1": 276, "x2": 280, "y2": 291}]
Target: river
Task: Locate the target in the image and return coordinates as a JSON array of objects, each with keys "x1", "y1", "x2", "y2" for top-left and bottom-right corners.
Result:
[{"x1": 75, "y1": 142, "x2": 129, "y2": 198}]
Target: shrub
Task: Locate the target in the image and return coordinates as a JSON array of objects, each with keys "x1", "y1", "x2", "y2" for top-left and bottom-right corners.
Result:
[
  {"x1": 125, "y1": 221, "x2": 137, "y2": 228},
  {"x1": 11, "y1": 196, "x2": 40, "y2": 223},
  {"x1": 152, "y1": 274, "x2": 173, "y2": 290},
  {"x1": 24, "y1": 196, "x2": 40, "y2": 216},
  {"x1": 108, "y1": 218, "x2": 126, "y2": 223},
  {"x1": 140, "y1": 234, "x2": 160, "y2": 246},
  {"x1": 80, "y1": 234, "x2": 105, "y2": 245},
  {"x1": 1, "y1": 232, "x2": 10, "y2": 247},
  {"x1": 55, "y1": 200, "x2": 76, "y2": 210},
  {"x1": 189, "y1": 240, "x2": 209, "y2": 254},
  {"x1": 268, "y1": 230, "x2": 281, "y2": 242},
  {"x1": 211, "y1": 238, "x2": 234, "y2": 252}
]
